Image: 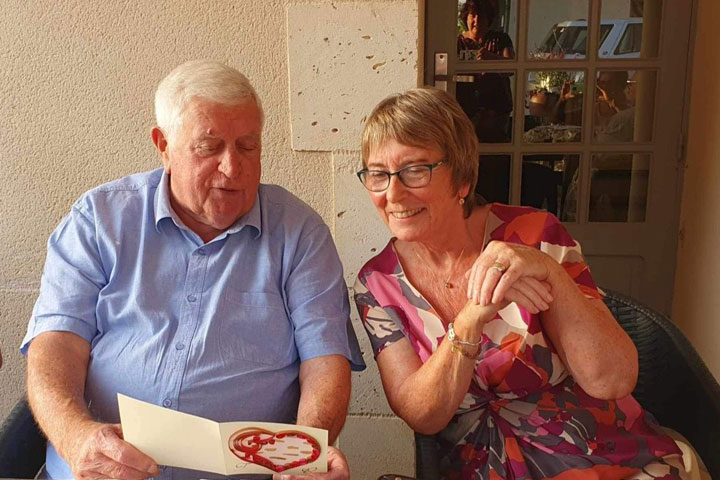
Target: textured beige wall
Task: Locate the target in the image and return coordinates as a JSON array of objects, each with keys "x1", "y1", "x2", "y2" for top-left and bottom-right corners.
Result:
[
  {"x1": 0, "y1": 0, "x2": 418, "y2": 477},
  {"x1": 672, "y1": 0, "x2": 720, "y2": 381}
]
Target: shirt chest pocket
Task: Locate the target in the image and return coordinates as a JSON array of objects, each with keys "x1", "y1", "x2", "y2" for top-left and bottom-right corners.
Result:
[{"x1": 221, "y1": 291, "x2": 295, "y2": 366}]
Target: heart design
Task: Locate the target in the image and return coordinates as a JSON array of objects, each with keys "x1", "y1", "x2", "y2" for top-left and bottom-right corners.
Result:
[{"x1": 228, "y1": 427, "x2": 321, "y2": 473}]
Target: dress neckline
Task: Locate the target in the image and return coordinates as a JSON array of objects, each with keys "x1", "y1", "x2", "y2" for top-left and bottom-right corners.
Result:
[{"x1": 388, "y1": 204, "x2": 495, "y2": 327}]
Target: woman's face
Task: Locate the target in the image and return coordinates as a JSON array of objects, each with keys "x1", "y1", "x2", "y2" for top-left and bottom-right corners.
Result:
[
  {"x1": 466, "y1": 12, "x2": 479, "y2": 33},
  {"x1": 365, "y1": 139, "x2": 468, "y2": 243}
]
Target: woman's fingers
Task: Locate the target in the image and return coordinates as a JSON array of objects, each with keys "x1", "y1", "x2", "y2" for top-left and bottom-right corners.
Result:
[
  {"x1": 481, "y1": 262, "x2": 510, "y2": 306},
  {"x1": 504, "y1": 285, "x2": 539, "y2": 314},
  {"x1": 519, "y1": 277, "x2": 554, "y2": 305}
]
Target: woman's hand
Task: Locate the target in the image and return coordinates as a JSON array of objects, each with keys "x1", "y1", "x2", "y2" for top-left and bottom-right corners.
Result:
[{"x1": 466, "y1": 241, "x2": 558, "y2": 312}]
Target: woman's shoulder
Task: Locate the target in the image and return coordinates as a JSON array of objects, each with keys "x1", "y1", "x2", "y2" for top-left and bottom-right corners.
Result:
[
  {"x1": 356, "y1": 239, "x2": 399, "y2": 282},
  {"x1": 485, "y1": 203, "x2": 574, "y2": 247}
]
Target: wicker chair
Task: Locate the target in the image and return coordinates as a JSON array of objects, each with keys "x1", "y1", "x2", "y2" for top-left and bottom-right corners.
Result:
[
  {"x1": 0, "y1": 397, "x2": 46, "y2": 478},
  {"x1": 410, "y1": 289, "x2": 720, "y2": 479}
]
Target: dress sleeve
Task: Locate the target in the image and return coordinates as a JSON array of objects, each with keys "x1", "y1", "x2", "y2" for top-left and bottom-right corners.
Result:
[
  {"x1": 352, "y1": 274, "x2": 407, "y2": 359},
  {"x1": 538, "y1": 212, "x2": 604, "y2": 300},
  {"x1": 21, "y1": 203, "x2": 106, "y2": 354}
]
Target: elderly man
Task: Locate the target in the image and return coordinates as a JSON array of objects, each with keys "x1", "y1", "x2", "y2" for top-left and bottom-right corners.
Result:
[{"x1": 22, "y1": 60, "x2": 364, "y2": 480}]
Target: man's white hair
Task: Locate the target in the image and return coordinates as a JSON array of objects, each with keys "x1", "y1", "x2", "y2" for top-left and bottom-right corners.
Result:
[{"x1": 155, "y1": 60, "x2": 264, "y2": 141}]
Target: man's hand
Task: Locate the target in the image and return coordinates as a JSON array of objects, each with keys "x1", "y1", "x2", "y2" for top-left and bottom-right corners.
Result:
[
  {"x1": 65, "y1": 422, "x2": 159, "y2": 480},
  {"x1": 272, "y1": 446, "x2": 349, "y2": 480}
]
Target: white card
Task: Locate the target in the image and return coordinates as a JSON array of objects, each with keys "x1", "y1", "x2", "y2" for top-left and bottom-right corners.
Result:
[{"x1": 118, "y1": 394, "x2": 328, "y2": 475}]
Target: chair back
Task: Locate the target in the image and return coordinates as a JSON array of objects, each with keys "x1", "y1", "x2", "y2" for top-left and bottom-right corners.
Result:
[
  {"x1": 0, "y1": 397, "x2": 46, "y2": 478},
  {"x1": 602, "y1": 289, "x2": 720, "y2": 478},
  {"x1": 412, "y1": 290, "x2": 720, "y2": 479}
]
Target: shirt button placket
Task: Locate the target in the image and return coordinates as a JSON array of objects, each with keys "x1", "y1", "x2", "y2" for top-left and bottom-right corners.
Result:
[{"x1": 169, "y1": 247, "x2": 209, "y2": 415}]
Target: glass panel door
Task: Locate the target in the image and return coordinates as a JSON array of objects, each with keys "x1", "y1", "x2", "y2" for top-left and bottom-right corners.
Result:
[{"x1": 424, "y1": 0, "x2": 692, "y2": 314}]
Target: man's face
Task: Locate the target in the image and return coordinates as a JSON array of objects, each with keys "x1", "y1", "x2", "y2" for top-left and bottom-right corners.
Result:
[{"x1": 155, "y1": 98, "x2": 263, "y2": 242}]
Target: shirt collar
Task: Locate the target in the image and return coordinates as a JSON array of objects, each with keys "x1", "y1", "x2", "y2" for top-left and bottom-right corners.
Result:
[{"x1": 154, "y1": 170, "x2": 262, "y2": 239}]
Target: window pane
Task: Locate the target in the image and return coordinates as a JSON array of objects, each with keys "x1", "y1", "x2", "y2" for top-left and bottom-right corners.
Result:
[
  {"x1": 521, "y1": 155, "x2": 579, "y2": 222},
  {"x1": 457, "y1": 1, "x2": 517, "y2": 62},
  {"x1": 589, "y1": 153, "x2": 650, "y2": 222},
  {"x1": 600, "y1": 0, "x2": 662, "y2": 59},
  {"x1": 527, "y1": 0, "x2": 590, "y2": 60},
  {"x1": 524, "y1": 71, "x2": 584, "y2": 143},
  {"x1": 476, "y1": 154, "x2": 511, "y2": 204},
  {"x1": 456, "y1": 71, "x2": 515, "y2": 143},
  {"x1": 593, "y1": 70, "x2": 657, "y2": 143}
]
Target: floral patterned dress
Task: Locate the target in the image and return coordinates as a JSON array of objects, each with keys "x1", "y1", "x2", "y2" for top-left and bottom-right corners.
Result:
[{"x1": 354, "y1": 204, "x2": 687, "y2": 479}]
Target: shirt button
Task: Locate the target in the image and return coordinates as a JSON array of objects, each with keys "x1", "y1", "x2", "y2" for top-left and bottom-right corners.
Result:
[
  {"x1": 162, "y1": 399, "x2": 172, "y2": 407},
  {"x1": 187, "y1": 294, "x2": 197, "y2": 303},
  {"x1": 175, "y1": 343, "x2": 185, "y2": 350},
  {"x1": 197, "y1": 248, "x2": 206, "y2": 256}
]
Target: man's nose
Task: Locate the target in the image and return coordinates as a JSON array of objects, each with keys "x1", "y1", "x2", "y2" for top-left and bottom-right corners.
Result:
[{"x1": 218, "y1": 148, "x2": 242, "y2": 178}]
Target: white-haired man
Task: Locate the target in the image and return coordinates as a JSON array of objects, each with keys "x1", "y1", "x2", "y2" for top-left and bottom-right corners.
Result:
[{"x1": 22, "y1": 60, "x2": 364, "y2": 480}]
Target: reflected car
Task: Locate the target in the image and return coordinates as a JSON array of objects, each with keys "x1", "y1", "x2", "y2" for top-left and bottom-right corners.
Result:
[{"x1": 537, "y1": 18, "x2": 643, "y2": 59}]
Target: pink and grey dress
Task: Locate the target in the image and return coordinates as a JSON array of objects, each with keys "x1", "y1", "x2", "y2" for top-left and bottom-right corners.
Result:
[{"x1": 354, "y1": 204, "x2": 687, "y2": 479}]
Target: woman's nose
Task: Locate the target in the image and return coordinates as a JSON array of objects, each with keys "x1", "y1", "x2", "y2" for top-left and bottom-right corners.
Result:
[{"x1": 385, "y1": 174, "x2": 406, "y2": 202}]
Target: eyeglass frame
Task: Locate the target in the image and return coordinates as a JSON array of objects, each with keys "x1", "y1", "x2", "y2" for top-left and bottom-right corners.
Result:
[{"x1": 356, "y1": 161, "x2": 445, "y2": 192}]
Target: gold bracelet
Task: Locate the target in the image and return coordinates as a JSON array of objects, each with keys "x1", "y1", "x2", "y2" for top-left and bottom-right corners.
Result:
[{"x1": 450, "y1": 343, "x2": 479, "y2": 360}]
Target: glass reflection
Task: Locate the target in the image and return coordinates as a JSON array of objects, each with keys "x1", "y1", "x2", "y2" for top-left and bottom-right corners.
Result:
[
  {"x1": 590, "y1": 153, "x2": 650, "y2": 222},
  {"x1": 527, "y1": 0, "x2": 590, "y2": 60},
  {"x1": 521, "y1": 155, "x2": 579, "y2": 222},
  {"x1": 456, "y1": 72, "x2": 515, "y2": 143},
  {"x1": 457, "y1": 0, "x2": 516, "y2": 61},
  {"x1": 600, "y1": 0, "x2": 662, "y2": 59},
  {"x1": 524, "y1": 71, "x2": 584, "y2": 143},
  {"x1": 594, "y1": 70, "x2": 657, "y2": 143},
  {"x1": 475, "y1": 155, "x2": 510, "y2": 203}
]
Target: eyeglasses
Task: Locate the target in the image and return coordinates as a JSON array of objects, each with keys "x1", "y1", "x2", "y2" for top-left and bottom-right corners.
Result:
[{"x1": 356, "y1": 162, "x2": 445, "y2": 192}]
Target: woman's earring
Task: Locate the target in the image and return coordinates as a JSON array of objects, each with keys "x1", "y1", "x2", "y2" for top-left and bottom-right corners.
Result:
[{"x1": 459, "y1": 197, "x2": 465, "y2": 205}]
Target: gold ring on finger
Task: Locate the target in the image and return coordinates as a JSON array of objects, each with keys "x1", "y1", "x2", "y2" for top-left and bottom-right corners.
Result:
[{"x1": 490, "y1": 262, "x2": 508, "y2": 273}]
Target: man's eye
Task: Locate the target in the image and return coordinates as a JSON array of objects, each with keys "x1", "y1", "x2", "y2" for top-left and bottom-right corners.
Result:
[
  {"x1": 237, "y1": 143, "x2": 258, "y2": 151},
  {"x1": 196, "y1": 143, "x2": 219, "y2": 153}
]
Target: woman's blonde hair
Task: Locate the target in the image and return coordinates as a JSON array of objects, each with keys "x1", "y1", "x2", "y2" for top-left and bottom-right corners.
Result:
[{"x1": 361, "y1": 87, "x2": 480, "y2": 217}]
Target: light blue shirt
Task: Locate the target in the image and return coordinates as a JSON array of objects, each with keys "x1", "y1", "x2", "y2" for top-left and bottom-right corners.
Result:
[{"x1": 22, "y1": 168, "x2": 365, "y2": 479}]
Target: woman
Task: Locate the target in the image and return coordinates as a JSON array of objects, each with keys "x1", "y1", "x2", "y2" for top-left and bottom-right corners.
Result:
[
  {"x1": 353, "y1": 88, "x2": 693, "y2": 479},
  {"x1": 456, "y1": 0, "x2": 514, "y2": 143},
  {"x1": 457, "y1": 0, "x2": 513, "y2": 61}
]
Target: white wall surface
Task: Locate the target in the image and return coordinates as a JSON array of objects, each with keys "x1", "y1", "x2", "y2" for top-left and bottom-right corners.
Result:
[{"x1": 0, "y1": 1, "x2": 418, "y2": 477}]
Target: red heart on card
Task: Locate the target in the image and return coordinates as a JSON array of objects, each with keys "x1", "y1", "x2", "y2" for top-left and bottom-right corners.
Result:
[{"x1": 228, "y1": 427, "x2": 321, "y2": 473}]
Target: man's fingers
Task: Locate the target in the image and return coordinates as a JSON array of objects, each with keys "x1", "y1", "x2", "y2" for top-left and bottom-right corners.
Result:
[
  {"x1": 95, "y1": 453, "x2": 156, "y2": 480},
  {"x1": 96, "y1": 425, "x2": 159, "y2": 475},
  {"x1": 78, "y1": 453, "x2": 155, "y2": 480}
]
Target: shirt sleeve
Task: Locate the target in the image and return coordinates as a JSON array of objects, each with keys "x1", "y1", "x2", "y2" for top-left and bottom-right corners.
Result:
[
  {"x1": 352, "y1": 273, "x2": 407, "y2": 359},
  {"x1": 20, "y1": 203, "x2": 106, "y2": 354},
  {"x1": 284, "y1": 223, "x2": 366, "y2": 371},
  {"x1": 538, "y1": 212, "x2": 604, "y2": 300}
]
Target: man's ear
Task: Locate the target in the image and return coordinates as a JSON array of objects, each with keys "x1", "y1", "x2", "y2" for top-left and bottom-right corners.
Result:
[{"x1": 151, "y1": 126, "x2": 171, "y2": 173}]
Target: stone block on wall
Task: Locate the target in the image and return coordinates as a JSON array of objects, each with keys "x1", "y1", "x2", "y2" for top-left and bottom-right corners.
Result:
[
  {"x1": 339, "y1": 415, "x2": 414, "y2": 480},
  {"x1": 287, "y1": 1, "x2": 418, "y2": 151},
  {"x1": 333, "y1": 152, "x2": 395, "y2": 415}
]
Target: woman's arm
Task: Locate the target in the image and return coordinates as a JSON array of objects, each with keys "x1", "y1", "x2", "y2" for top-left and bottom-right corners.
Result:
[
  {"x1": 375, "y1": 301, "x2": 499, "y2": 435},
  {"x1": 467, "y1": 239, "x2": 638, "y2": 400},
  {"x1": 540, "y1": 265, "x2": 638, "y2": 399}
]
